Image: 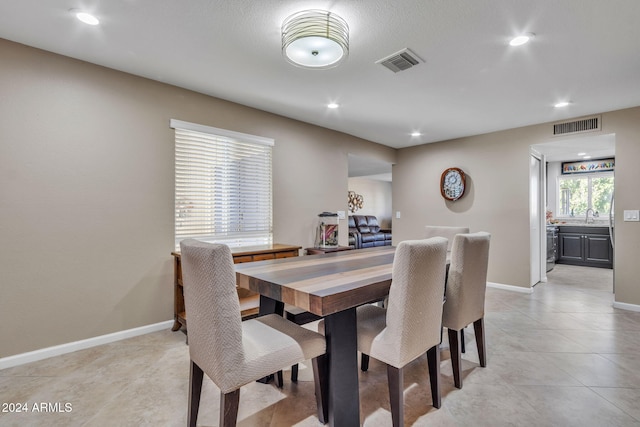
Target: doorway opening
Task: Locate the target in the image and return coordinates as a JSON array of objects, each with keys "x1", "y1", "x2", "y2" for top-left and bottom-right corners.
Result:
[
  {"x1": 347, "y1": 154, "x2": 393, "y2": 230},
  {"x1": 530, "y1": 133, "x2": 615, "y2": 293}
]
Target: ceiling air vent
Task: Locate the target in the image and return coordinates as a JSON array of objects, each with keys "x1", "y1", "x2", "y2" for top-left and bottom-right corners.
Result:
[
  {"x1": 553, "y1": 115, "x2": 601, "y2": 136},
  {"x1": 376, "y1": 48, "x2": 423, "y2": 73}
]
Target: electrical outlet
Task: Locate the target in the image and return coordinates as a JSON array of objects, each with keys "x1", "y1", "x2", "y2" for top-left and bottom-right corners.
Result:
[{"x1": 623, "y1": 210, "x2": 640, "y2": 221}]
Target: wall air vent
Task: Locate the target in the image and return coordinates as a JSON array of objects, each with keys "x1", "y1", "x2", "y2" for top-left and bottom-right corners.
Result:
[
  {"x1": 553, "y1": 115, "x2": 601, "y2": 136},
  {"x1": 376, "y1": 48, "x2": 423, "y2": 73}
]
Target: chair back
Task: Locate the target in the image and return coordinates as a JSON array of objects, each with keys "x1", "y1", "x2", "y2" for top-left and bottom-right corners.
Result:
[
  {"x1": 442, "y1": 232, "x2": 491, "y2": 331},
  {"x1": 424, "y1": 226, "x2": 469, "y2": 251},
  {"x1": 376, "y1": 237, "x2": 448, "y2": 367},
  {"x1": 179, "y1": 239, "x2": 243, "y2": 386}
]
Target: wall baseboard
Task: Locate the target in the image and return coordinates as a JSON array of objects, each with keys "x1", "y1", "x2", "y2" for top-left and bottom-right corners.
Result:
[
  {"x1": 487, "y1": 282, "x2": 534, "y2": 294},
  {"x1": 0, "y1": 320, "x2": 174, "y2": 371},
  {"x1": 612, "y1": 301, "x2": 640, "y2": 313}
]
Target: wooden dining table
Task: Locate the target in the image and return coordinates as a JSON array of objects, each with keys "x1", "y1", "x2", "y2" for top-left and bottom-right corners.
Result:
[{"x1": 235, "y1": 245, "x2": 396, "y2": 427}]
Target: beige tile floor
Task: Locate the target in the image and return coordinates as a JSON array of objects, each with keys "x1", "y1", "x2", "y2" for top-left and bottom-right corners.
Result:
[{"x1": 2, "y1": 264, "x2": 640, "y2": 426}]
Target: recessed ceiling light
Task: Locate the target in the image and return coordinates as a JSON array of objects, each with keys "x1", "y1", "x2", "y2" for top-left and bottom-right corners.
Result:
[
  {"x1": 509, "y1": 33, "x2": 535, "y2": 46},
  {"x1": 583, "y1": 155, "x2": 592, "y2": 159},
  {"x1": 327, "y1": 103, "x2": 339, "y2": 109},
  {"x1": 70, "y1": 9, "x2": 99, "y2": 25},
  {"x1": 577, "y1": 152, "x2": 586, "y2": 156},
  {"x1": 554, "y1": 101, "x2": 571, "y2": 108},
  {"x1": 411, "y1": 131, "x2": 422, "y2": 137}
]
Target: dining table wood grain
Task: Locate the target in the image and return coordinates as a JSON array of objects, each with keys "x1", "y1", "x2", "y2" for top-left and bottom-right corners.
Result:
[{"x1": 235, "y1": 245, "x2": 396, "y2": 316}]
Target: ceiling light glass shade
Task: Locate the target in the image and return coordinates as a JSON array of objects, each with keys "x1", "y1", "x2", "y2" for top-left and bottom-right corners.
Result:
[
  {"x1": 509, "y1": 32, "x2": 535, "y2": 46},
  {"x1": 70, "y1": 9, "x2": 99, "y2": 25},
  {"x1": 282, "y1": 10, "x2": 349, "y2": 69}
]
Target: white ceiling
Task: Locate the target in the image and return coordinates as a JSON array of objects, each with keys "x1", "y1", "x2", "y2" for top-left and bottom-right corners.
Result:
[
  {"x1": 532, "y1": 133, "x2": 616, "y2": 162},
  {"x1": 348, "y1": 154, "x2": 392, "y2": 181},
  {"x1": 1, "y1": 1, "x2": 639, "y2": 149}
]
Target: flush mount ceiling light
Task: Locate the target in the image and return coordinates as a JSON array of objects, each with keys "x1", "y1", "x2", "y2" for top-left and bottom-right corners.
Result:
[
  {"x1": 509, "y1": 32, "x2": 535, "y2": 46},
  {"x1": 70, "y1": 9, "x2": 99, "y2": 25},
  {"x1": 327, "y1": 103, "x2": 340, "y2": 109},
  {"x1": 282, "y1": 10, "x2": 349, "y2": 69}
]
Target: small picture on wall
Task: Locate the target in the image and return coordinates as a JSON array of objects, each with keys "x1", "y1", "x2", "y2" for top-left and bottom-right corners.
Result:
[
  {"x1": 348, "y1": 191, "x2": 364, "y2": 212},
  {"x1": 561, "y1": 158, "x2": 614, "y2": 174}
]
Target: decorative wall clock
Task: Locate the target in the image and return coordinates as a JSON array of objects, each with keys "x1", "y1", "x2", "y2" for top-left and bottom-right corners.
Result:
[{"x1": 440, "y1": 167, "x2": 466, "y2": 201}]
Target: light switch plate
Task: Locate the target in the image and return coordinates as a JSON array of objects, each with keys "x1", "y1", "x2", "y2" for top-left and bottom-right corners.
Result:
[
  {"x1": 396, "y1": 211, "x2": 401, "y2": 219},
  {"x1": 337, "y1": 210, "x2": 346, "y2": 220},
  {"x1": 623, "y1": 210, "x2": 640, "y2": 221}
]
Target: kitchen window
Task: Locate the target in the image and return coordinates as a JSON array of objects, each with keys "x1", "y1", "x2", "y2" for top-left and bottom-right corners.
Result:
[
  {"x1": 558, "y1": 172, "x2": 614, "y2": 218},
  {"x1": 171, "y1": 119, "x2": 273, "y2": 250}
]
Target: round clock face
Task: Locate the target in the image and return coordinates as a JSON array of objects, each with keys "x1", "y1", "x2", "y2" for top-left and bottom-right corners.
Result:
[{"x1": 440, "y1": 168, "x2": 466, "y2": 201}]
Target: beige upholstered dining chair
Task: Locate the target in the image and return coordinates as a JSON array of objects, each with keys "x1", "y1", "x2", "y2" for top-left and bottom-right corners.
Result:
[
  {"x1": 442, "y1": 232, "x2": 491, "y2": 389},
  {"x1": 424, "y1": 225, "x2": 470, "y2": 251},
  {"x1": 424, "y1": 225, "x2": 471, "y2": 351},
  {"x1": 179, "y1": 239, "x2": 328, "y2": 427},
  {"x1": 354, "y1": 237, "x2": 449, "y2": 427}
]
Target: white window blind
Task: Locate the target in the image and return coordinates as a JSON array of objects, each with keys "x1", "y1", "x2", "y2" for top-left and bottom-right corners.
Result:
[{"x1": 171, "y1": 120, "x2": 273, "y2": 250}]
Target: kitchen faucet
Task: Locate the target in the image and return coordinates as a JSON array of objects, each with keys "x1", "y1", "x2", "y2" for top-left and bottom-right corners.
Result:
[{"x1": 585, "y1": 208, "x2": 595, "y2": 224}]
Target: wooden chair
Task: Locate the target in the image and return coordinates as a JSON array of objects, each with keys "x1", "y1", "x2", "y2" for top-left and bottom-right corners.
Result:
[
  {"x1": 180, "y1": 239, "x2": 328, "y2": 427},
  {"x1": 442, "y1": 232, "x2": 491, "y2": 389},
  {"x1": 352, "y1": 238, "x2": 449, "y2": 427}
]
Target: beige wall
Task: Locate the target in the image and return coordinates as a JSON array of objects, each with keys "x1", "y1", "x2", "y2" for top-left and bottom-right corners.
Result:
[
  {"x1": 0, "y1": 39, "x2": 395, "y2": 357},
  {"x1": 393, "y1": 128, "x2": 534, "y2": 287},
  {"x1": 347, "y1": 177, "x2": 392, "y2": 229},
  {"x1": 393, "y1": 107, "x2": 640, "y2": 305},
  {"x1": 2, "y1": 37, "x2": 638, "y2": 359},
  {"x1": 604, "y1": 108, "x2": 640, "y2": 305}
]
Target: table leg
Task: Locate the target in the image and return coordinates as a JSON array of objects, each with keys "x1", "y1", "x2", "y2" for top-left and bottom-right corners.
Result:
[
  {"x1": 258, "y1": 295, "x2": 284, "y2": 316},
  {"x1": 324, "y1": 308, "x2": 360, "y2": 427}
]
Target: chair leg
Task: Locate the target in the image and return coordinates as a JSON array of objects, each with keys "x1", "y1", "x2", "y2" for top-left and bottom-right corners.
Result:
[
  {"x1": 220, "y1": 389, "x2": 240, "y2": 427},
  {"x1": 426, "y1": 344, "x2": 441, "y2": 408},
  {"x1": 312, "y1": 354, "x2": 329, "y2": 424},
  {"x1": 361, "y1": 353, "x2": 370, "y2": 372},
  {"x1": 473, "y1": 318, "x2": 487, "y2": 367},
  {"x1": 188, "y1": 360, "x2": 204, "y2": 427},
  {"x1": 387, "y1": 365, "x2": 404, "y2": 427},
  {"x1": 447, "y1": 328, "x2": 463, "y2": 389},
  {"x1": 291, "y1": 364, "x2": 299, "y2": 382},
  {"x1": 461, "y1": 327, "x2": 466, "y2": 353},
  {"x1": 275, "y1": 370, "x2": 283, "y2": 388}
]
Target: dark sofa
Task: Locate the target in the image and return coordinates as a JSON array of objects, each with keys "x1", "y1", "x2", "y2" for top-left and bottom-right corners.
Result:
[{"x1": 348, "y1": 215, "x2": 392, "y2": 249}]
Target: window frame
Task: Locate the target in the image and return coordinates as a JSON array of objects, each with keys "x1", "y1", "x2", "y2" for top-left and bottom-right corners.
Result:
[
  {"x1": 171, "y1": 119, "x2": 274, "y2": 250},
  {"x1": 556, "y1": 171, "x2": 614, "y2": 218}
]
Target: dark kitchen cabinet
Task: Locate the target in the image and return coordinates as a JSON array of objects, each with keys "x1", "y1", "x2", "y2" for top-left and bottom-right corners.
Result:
[{"x1": 557, "y1": 226, "x2": 613, "y2": 269}]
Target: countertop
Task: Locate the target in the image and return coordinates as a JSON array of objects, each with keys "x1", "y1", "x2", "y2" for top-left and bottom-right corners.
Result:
[{"x1": 548, "y1": 222, "x2": 612, "y2": 228}]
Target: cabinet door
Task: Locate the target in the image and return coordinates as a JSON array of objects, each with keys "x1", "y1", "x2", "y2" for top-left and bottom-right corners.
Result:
[
  {"x1": 558, "y1": 233, "x2": 583, "y2": 262},
  {"x1": 584, "y1": 234, "x2": 612, "y2": 265}
]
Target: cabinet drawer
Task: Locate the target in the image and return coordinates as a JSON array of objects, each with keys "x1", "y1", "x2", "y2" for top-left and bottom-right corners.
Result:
[
  {"x1": 253, "y1": 253, "x2": 276, "y2": 261},
  {"x1": 276, "y1": 250, "x2": 299, "y2": 259},
  {"x1": 233, "y1": 255, "x2": 254, "y2": 263}
]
